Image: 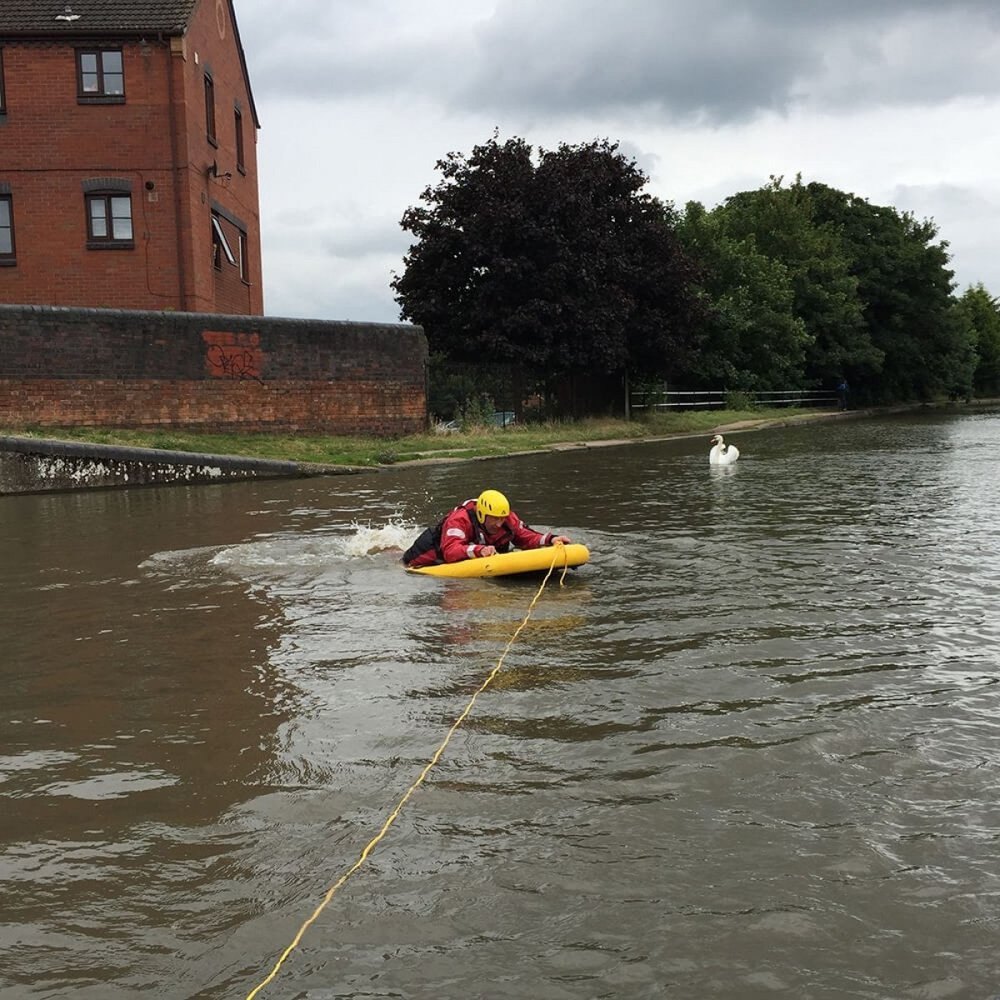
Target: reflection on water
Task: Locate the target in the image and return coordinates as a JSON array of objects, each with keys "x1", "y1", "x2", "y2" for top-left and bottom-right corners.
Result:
[{"x1": 3, "y1": 411, "x2": 1000, "y2": 998}]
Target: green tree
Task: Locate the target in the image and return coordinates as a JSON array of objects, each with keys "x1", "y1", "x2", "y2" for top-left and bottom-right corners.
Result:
[
  {"x1": 955, "y1": 284, "x2": 1000, "y2": 396},
  {"x1": 712, "y1": 177, "x2": 880, "y2": 390},
  {"x1": 391, "y1": 133, "x2": 703, "y2": 382},
  {"x1": 806, "y1": 182, "x2": 969, "y2": 402},
  {"x1": 677, "y1": 200, "x2": 810, "y2": 390}
]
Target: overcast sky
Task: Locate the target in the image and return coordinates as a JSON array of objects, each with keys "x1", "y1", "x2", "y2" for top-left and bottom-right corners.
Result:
[{"x1": 233, "y1": 0, "x2": 1000, "y2": 324}]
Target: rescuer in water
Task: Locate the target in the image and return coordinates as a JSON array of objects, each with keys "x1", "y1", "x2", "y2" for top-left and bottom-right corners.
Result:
[{"x1": 402, "y1": 489, "x2": 571, "y2": 568}]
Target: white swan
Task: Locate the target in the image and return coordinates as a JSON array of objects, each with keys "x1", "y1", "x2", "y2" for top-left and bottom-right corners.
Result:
[{"x1": 709, "y1": 434, "x2": 740, "y2": 465}]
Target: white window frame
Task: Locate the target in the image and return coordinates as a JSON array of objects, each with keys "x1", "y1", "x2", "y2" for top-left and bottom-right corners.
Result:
[{"x1": 212, "y1": 214, "x2": 236, "y2": 265}]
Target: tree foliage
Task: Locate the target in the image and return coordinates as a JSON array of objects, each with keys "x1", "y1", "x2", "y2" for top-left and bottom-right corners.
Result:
[
  {"x1": 955, "y1": 284, "x2": 1000, "y2": 396},
  {"x1": 805, "y1": 181, "x2": 971, "y2": 402},
  {"x1": 677, "y1": 175, "x2": 979, "y2": 403},
  {"x1": 392, "y1": 134, "x2": 704, "y2": 378},
  {"x1": 676, "y1": 200, "x2": 810, "y2": 390},
  {"x1": 706, "y1": 177, "x2": 878, "y2": 388},
  {"x1": 395, "y1": 135, "x2": 996, "y2": 412}
]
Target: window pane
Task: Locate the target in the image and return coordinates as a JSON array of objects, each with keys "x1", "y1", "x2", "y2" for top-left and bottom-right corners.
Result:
[
  {"x1": 211, "y1": 215, "x2": 235, "y2": 264},
  {"x1": 102, "y1": 51, "x2": 124, "y2": 94},
  {"x1": 204, "y1": 75, "x2": 216, "y2": 140},
  {"x1": 89, "y1": 199, "x2": 108, "y2": 237},
  {"x1": 79, "y1": 52, "x2": 98, "y2": 92},
  {"x1": 0, "y1": 199, "x2": 12, "y2": 254},
  {"x1": 110, "y1": 197, "x2": 132, "y2": 239},
  {"x1": 235, "y1": 109, "x2": 244, "y2": 168}
]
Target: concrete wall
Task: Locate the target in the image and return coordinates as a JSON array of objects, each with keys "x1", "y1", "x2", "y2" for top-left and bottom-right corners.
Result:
[
  {"x1": 0, "y1": 304, "x2": 427, "y2": 435},
  {"x1": 0, "y1": 434, "x2": 359, "y2": 494}
]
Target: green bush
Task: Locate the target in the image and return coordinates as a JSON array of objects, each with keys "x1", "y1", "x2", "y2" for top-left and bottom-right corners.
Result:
[
  {"x1": 725, "y1": 390, "x2": 758, "y2": 412},
  {"x1": 457, "y1": 393, "x2": 496, "y2": 430}
]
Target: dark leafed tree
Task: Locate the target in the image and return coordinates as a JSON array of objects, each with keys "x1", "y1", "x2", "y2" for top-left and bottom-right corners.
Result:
[
  {"x1": 391, "y1": 133, "x2": 703, "y2": 380},
  {"x1": 805, "y1": 181, "x2": 974, "y2": 402},
  {"x1": 955, "y1": 283, "x2": 1000, "y2": 397}
]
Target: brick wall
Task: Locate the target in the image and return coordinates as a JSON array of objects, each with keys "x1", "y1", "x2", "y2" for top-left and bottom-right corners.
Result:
[
  {"x1": 172, "y1": 0, "x2": 264, "y2": 314},
  {"x1": 0, "y1": 304, "x2": 427, "y2": 436}
]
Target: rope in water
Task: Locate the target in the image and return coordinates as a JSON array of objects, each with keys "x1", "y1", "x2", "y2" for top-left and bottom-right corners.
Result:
[{"x1": 244, "y1": 546, "x2": 572, "y2": 1000}]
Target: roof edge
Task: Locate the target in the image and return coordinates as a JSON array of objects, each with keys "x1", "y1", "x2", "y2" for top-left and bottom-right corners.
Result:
[{"x1": 225, "y1": 0, "x2": 260, "y2": 130}]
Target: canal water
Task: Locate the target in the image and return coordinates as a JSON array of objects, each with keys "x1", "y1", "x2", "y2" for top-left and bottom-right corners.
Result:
[{"x1": 2, "y1": 411, "x2": 999, "y2": 999}]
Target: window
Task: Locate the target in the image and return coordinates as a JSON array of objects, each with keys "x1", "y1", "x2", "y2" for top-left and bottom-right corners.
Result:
[
  {"x1": 234, "y1": 107, "x2": 245, "y2": 173},
  {"x1": 211, "y1": 213, "x2": 235, "y2": 269},
  {"x1": 86, "y1": 192, "x2": 133, "y2": 247},
  {"x1": 238, "y1": 231, "x2": 248, "y2": 282},
  {"x1": 77, "y1": 49, "x2": 124, "y2": 100},
  {"x1": 0, "y1": 195, "x2": 15, "y2": 263},
  {"x1": 211, "y1": 205, "x2": 249, "y2": 279},
  {"x1": 0, "y1": 49, "x2": 6, "y2": 115},
  {"x1": 204, "y1": 73, "x2": 216, "y2": 145}
]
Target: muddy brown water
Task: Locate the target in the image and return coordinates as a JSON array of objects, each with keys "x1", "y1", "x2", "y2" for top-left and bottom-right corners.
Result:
[{"x1": 2, "y1": 410, "x2": 999, "y2": 998}]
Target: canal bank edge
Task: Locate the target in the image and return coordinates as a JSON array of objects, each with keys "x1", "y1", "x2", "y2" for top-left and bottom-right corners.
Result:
[
  {"x1": 1, "y1": 407, "x2": 873, "y2": 495},
  {"x1": 391, "y1": 408, "x2": 868, "y2": 467},
  {"x1": 13, "y1": 399, "x2": 996, "y2": 494},
  {"x1": 0, "y1": 434, "x2": 365, "y2": 495}
]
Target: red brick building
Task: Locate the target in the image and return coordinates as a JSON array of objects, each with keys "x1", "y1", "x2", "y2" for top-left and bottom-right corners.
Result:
[{"x1": 0, "y1": 0, "x2": 263, "y2": 315}]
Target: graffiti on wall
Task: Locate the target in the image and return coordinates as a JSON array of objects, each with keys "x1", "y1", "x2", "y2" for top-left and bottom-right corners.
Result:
[{"x1": 202, "y1": 330, "x2": 264, "y2": 380}]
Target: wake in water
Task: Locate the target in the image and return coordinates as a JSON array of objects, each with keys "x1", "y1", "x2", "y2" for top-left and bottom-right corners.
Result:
[
  {"x1": 209, "y1": 521, "x2": 418, "y2": 575},
  {"x1": 141, "y1": 521, "x2": 419, "y2": 582}
]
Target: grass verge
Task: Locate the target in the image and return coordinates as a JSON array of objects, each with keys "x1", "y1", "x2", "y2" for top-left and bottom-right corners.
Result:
[{"x1": 1, "y1": 408, "x2": 833, "y2": 468}]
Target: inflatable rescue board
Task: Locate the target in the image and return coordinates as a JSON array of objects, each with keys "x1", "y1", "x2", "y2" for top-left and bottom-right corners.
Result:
[{"x1": 408, "y1": 543, "x2": 589, "y2": 579}]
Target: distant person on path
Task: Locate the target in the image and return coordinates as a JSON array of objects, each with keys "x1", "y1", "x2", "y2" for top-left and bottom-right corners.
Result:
[
  {"x1": 836, "y1": 377, "x2": 850, "y2": 411},
  {"x1": 402, "y1": 489, "x2": 571, "y2": 568}
]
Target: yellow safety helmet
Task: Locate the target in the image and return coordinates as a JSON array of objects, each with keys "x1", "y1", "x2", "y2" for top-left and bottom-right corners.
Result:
[{"x1": 476, "y1": 489, "x2": 510, "y2": 523}]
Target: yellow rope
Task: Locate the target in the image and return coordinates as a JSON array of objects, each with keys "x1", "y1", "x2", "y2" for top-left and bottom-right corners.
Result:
[{"x1": 244, "y1": 545, "x2": 571, "y2": 1000}]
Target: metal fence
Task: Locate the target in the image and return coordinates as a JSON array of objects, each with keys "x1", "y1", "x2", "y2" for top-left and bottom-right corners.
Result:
[
  {"x1": 630, "y1": 387, "x2": 839, "y2": 414},
  {"x1": 432, "y1": 362, "x2": 627, "y2": 422}
]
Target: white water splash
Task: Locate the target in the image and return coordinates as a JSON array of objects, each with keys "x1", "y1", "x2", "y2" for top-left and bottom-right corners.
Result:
[
  {"x1": 214, "y1": 522, "x2": 418, "y2": 573},
  {"x1": 339, "y1": 520, "x2": 415, "y2": 558},
  {"x1": 141, "y1": 521, "x2": 422, "y2": 582}
]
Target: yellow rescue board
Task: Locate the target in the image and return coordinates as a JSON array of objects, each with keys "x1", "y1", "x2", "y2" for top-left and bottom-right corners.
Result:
[{"x1": 408, "y1": 543, "x2": 590, "y2": 579}]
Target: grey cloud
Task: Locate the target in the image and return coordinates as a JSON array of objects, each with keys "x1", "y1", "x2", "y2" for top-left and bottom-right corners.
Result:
[
  {"x1": 459, "y1": 1, "x2": 810, "y2": 122},
  {"x1": 318, "y1": 224, "x2": 410, "y2": 260},
  {"x1": 890, "y1": 182, "x2": 1000, "y2": 291},
  {"x1": 892, "y1": 181, "x2": 998, "y2": 228},
  {"x1": 238, "y1": 1, "x2": 1000, "y2": 124},
  {"x1": 260, "y1": 209, "x2": 406, "y2": 260},
  {"x1": 457, "y1": 0, "x2": 1000, "y2": 122},
  {"x1": 238, "y1": 0, "x2": 466, "y2": 100},
  {"x1": 266, "y1": 273, "x2": 402, "y2": 324}
]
